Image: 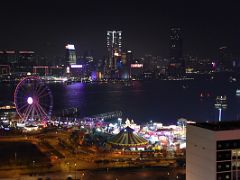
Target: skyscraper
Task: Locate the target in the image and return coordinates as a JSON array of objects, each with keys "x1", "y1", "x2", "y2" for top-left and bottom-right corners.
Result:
[
  {"x1": 218, "y1": 46, "x2": 233, "y2": 71},
  {"x1": 107, "y1": 31, "x2": 122, "y2": 70},
  {"x1": 18, "y1": 51, "x2": 36, "y2": 72},
  {"x1": 0, "y1": 50, "x2": 36, "y2": 72},
  {"x1": 126, "y1": 50, "x2": 133, "y2": 65},
  {"x1": 65, "y1": 44, "x2": 77, "y2": 65},
  {"x1": 118, "y1": 50, "x2": 133, "y2": 79},
  {"x1": 168, "y1": 28, "x2": 184, "y2": 76}
]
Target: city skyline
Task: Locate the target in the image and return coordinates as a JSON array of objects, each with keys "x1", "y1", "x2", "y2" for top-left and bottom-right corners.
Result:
[
  {"x1": 1, "y1": 1, "x2": 240, "y2": 179},
  {"x1": 0, "y1": 1, "x2": 239, "y2": 58}
]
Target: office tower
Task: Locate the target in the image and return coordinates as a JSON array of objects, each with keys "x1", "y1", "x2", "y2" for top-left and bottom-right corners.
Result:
[
  {"x1": 126, "y1": 50, "x2": 133, "y2": 65},
  {"x1": 65, "y1": 44, "x2": 77, "y2": 65},
  {"x1": 0, "y1": 51, "x2": 5, "y2": 64},
  {"x1": 143, "y1": 54, "x2": 154, "y2": 72},
  {"x1": 0, "y1": 50, "x2": 36, "y2": 72},
  {"x1": 121, "y1": 52, "x2": 127, "y2": 65},
  {"x1": 168, "y1": 28, "x2": 184, "y2": 76},
  {"x1": 118, "y1": 50, "x2": 132, "y2": 79},
  {"x1": 17, "y1": 51, "x2": 36, "y2": 72},
  {"x1": 121, "y1": 50, "x2": 133, "y2": 66},
  {"x1": 218, "y1": 46, "x2": 233, "y2": 71},
  {"x1": 0, "y1": 51, "x2": 13, "y2": 65},
  {"x1": 5, "y1": 50, "x2": 18, "y2": 64},
  {"x1": 107, "y1": 31, "x2": 122, "y2": 70},
  {"x1": 187, "y1": 121, "x2": 240, "y2": 180},
  {"x1": 170, "y1": 28, "x2": 183, "y2": 63}
]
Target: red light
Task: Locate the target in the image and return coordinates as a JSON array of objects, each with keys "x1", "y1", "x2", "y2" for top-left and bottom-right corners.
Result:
[{"x1": 170, "y1": 63, "x2": 176, "y2": 67}]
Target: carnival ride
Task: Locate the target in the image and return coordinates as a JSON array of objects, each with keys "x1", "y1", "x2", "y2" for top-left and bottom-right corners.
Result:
[{"x1": 14, "y1": 76, "x2": 53, "y2": 126}]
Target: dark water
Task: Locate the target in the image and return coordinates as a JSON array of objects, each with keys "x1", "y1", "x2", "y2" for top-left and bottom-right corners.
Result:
[{"x1": 1, "y1": 80, "x2": 240, "y2": 124}]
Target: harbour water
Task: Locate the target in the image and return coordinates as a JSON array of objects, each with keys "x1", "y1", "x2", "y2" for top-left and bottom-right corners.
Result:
[{"x1": 0, "y1": 79, "x2": 240, "y2": 124}]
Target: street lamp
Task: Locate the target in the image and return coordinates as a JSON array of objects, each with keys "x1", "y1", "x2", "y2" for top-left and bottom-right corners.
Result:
[
  {"x1": 81, "y1": 172, "x2": 84, "y2": 180},
  {"x1": 66, "y1": 162, "x2": 70, "y2": 172},
  {"x1": 32, "y1": 160, "x2": 35, "y2": 175},
  {"x1": 74, "y1": 163, "x2": 77, "y2": 180},
  {"x1": 118, "y1": 118, "x2": 122, "y2": 128}
]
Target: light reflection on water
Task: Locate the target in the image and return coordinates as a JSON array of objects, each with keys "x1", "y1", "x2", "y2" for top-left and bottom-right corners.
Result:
[{"x1": 0, "y1": 80, "x2": 240, "y2": 124}]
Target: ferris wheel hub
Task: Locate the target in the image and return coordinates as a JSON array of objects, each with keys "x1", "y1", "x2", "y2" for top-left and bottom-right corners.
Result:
[{"x1": 27, "y1": 97, "x2": 33, "y2": 105}]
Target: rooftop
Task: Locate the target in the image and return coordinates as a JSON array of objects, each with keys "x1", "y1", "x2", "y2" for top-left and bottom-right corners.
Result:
[
  {"x1": 190, "y1": 121, "x2": 240, "y2": 131},
  {"x1": 108, "y1": 126, "x2": 148, "y2": 147}
]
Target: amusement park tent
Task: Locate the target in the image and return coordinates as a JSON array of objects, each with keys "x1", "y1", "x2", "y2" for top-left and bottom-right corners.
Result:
[{"x1": 108, "y1": 126, "x2": 148, "y2": 147}]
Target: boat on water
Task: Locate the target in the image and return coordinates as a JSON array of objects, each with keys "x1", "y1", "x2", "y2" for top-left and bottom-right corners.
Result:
[{"x1": 236, "y1": 89, "x2": 240, "y2": 96}]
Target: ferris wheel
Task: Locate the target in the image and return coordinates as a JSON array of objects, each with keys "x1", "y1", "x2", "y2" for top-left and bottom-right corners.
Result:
[{"x1": 14, "y1": 76, "x2": 53, "y2": 125}]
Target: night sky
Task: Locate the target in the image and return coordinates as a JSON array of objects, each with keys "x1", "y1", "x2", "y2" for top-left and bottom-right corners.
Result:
[{"x1": 0, "y1": 0, "x2": 239, "y2": 59}]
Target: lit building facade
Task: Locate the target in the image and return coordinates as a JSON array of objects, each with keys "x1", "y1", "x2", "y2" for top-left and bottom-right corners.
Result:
[
  {"x1": 0, "y1": 50, "x2": 17, "y2": 65},
  {"x1": 0, "y1": 50, "x2": 36, "y2": 72},
  {"x1": 65, "y1": 44, "x2": 77, "y2": 65},
  {"x1": 130, "y1": 63, "x2": 144, "y2": 79},
  {"x1": 18, "y1": 51, "x2": 36, "y2": 72},
  {"x1": 187, "y1": 122, "x2": 240, "y2": 180},
  {"x1": 117, "y1": 50, "x2": 132, "y2": 79},
  {"x1": 107, "y1": 31, "x2": 122, "y2": 70}
]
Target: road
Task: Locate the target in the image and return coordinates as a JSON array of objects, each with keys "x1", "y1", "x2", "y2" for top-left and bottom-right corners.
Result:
[
  {"x1": 0, "y1": 167, "x2": 185, "y2": 180},
  {"x1": 0, "y1": 131, "x2": 185, "y2": 180}
]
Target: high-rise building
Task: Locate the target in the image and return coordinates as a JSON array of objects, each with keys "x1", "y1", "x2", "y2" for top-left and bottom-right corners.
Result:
[
  {"x1": 0, "y1": 51, "x2": 5, "y2": 64},
  {"x1": 107, "y1": 31, "x2": 122, "y2": 70},
  {"x1": 5, "y1": 51, "x2": 18, "y2": 64},
  {"x1": 0, "y1": 50, "x2": 36, "y2": 73},
  {"x1": 218, "y1": 46, "x2": 233, "y2": 71},
  {"x1": 117, "y1": 50, "x2": 133, "y2": 79},
  {"x1": 168, "y1": 28, "x2": 184, "y2": 76},
  {"x1": 187, "y1": 121, "x2": 240, "y2": 180},
  {"x1": 126, "y1": 50, "x2": 133, "y2": 65},
  {"x1": 143, "y1": 54, "x2": 154, "y2": 73},
  {"x1": 16, "y1": 51, "x2": 36, "y2": 72},
  {"x1": 65, "y1": 44, "x2": 77, "y2": 65}
]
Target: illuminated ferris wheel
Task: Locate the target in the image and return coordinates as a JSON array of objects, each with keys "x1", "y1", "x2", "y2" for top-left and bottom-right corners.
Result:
[{"x1": 14, "y1": 76, "x2": 53, "y2": 124}]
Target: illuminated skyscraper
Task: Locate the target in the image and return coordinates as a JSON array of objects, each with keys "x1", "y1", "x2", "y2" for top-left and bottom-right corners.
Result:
[
  {"x1": 107, "y1": 31, "x2": 122, "y2": 70},
  {"x1": 168, "y1": 28, "x2": 184, "y2": 76},
  {"x1": 65, "y1": 44, "x2": 77, "y2": 65}
]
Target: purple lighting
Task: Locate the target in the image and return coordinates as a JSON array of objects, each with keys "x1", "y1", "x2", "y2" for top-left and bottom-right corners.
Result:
[
  {"x1": 71, "y1": 64, "x2": 83, "y2": 68},
  {"x1": 212, "y1": 62, "x2": 216, "y2": 68},
  {"x1": 27, "y1": 97, "x2": 33, "y2": 105}
]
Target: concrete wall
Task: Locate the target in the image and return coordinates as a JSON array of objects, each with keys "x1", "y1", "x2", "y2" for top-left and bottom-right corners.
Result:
[
  {"x1": 216, "y1": 129, "x2": 240, "y2": 140},
  {"x1": 186, "y1": 125, "x2": 216, "y2": 180}
]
